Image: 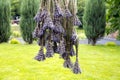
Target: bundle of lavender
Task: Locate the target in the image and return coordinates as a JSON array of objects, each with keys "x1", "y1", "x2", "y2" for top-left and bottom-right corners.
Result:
[{"x1": 33, "y1": 0, "x2": 82, "y2": 74}]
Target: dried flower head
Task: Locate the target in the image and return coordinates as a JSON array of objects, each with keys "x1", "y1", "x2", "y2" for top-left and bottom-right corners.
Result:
[
  {"x1": 43, "y1": 16, "x2": 55, "y2": 30},
  {"x1": 34, "y1": 47, "x2": 46, "y2": 61},
  {"x1": 34, "y1": 9, "x2": 48, "y2": 22},
  {"x1": 58, "y1": 39, "x2": 65, "y2": 56},
  {"x1": 65, "y1": 9, "x2": 72, "y2": 18},
  {"x1": 63, "y1": 58, "x2": 73, "y2": 68},
  {"x1": 70, "y1": 46, "x2": 75, "y2": 56},
  {"x1": 74, "y1": 15, "x2": 82, "y2": 26},
  {"x1": 54, "y1": 21, "x2": 65, "y2": 34},
  {"x1": 54, "y1": 3, "x2": 63, "y2": 17},
  {"x1": 46, "y1": 41, "x2": 54, "y2": 58},
  {"x1": 73, "y1": 61, "x2": 81, "y2": 74},
  {"x1": 33, "y1": 27, "x2": 39, "y2": 38}
]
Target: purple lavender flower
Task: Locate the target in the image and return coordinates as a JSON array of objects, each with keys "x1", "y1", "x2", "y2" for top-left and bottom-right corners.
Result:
[
  {"x1": 57, "y1": 38, "x2": 66, "y2": 58},
  {"x1": 34, "y1": 47, "x2": 46, "y2": 61},
  {"x1": 46, "y1": 41, "x2": 54, "y2": 58},
  {"x1": 73, "y1": 61, "x2": 81, "y2": 74},
  {"x1": 65, "y1": 9, "x2": 72, "y2": 18},
  {"x1": 33, "y1": 27, "x2": 39, "y2": 38},
  {"x1": 54, "y1": 3, "x2": 63, "y2": 17},
  {"x1": 70, "y1": 46, "x2": 75, "y2": 56},
  {"x1": 43, "y1": 16, "x2": 55, "y2": 30},
  {"x1": 74, "y1": 15, "x2": 82, "y2": 26},
  {"x1": 54, "y1": 21, "x2": 65, "y2": 34},
  {"x1": 34, "y1": 9, "x2": 48, "y2": 22}
]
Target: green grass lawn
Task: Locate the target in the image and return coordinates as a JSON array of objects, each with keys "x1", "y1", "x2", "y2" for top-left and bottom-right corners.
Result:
[{"x1": 0, "y1": 43, "x2": 120, "y2": 80}]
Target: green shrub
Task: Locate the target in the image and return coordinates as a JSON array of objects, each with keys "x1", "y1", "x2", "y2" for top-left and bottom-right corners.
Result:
[
  {"x1": 12, "y1": 31, "x2": 21, "y2": 37},
  {"x1": 105, "y1": 42, "x2": 116, "y2": 46},
  {"x1": 9, "y1": 38, "x2": 20, "y2": 44}
]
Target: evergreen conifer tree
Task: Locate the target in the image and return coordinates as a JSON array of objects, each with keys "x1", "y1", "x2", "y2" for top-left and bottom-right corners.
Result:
[
  {"x1": 0, "y1": 0, "x2": 11, "y2": 43},
  {"x1": 83, "y1": 0, "x2": 106, "y2": 45},
  {"x1": 20, "y1": 0, "x2": 39, "y2": 44}
]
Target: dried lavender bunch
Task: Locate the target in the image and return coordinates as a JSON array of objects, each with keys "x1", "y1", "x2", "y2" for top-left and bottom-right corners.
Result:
[
  {"x1": 65, "y1": 8, "x2": 72, "y2": 18},
  {"x1": 53, "y1": 1, "x2": 64, "y2": 34},
  {"x1": 33, "y1": 26, "x2": 39, "y2": 38},
  {"x1": 46, "y1": 41, "x2": 54, "y2": 58},
  {"x1": 38, "y1": 28, "x2": 44, "y2": 38},
  {"x1": 73, "y1": 60, "x2": 81, "y2": 74},
  {"x1": 57, "y1": 39, "x2": 66, "y2": 57},
  {"x1": 70, "y1": 46, "x2": 75, "y2": 56},
  {"x1": 51, "y1": 32, "x2": 61, "y2": 42},
  {"x1": 72, "y1": 38, "x2": 81, "y2": 74},
  {"x1": 63, "y1": 57, "x2": 73, "y2": 68},
  {"x1": 34, "y1": 9, "x2": 48, "y2": 23},
  {"x1": 73, "y1": 15, "x2": 82, "y2": 26},
  {"x1": 42, "y1": 15, "x2": 55, "y2": 30},
  {"x1": 54, "y1": 21, "x2": 65, "y2": 34},
  {"x1": 34, "y1": 47, "x2": 46, "y2": 61},
  {"x1": 37, "y1": 38, "x2": 45, "y2": 46},
  {"x1": 54, "y1": 1, "x2": 63, "y2": 17}
]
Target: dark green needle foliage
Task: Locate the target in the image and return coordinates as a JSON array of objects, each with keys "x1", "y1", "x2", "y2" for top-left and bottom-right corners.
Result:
[
  {"x1": 83, "y1": 0, "x2": 106, "y2": 45},
  {"x1": 0, "y1": 0, "x2": 11, "y2": 43},
  {"x1": 20, "y1": 0, "x2": 39, "y2": 44}
]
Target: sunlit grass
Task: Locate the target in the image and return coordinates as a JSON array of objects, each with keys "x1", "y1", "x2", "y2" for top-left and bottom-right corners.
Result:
[{"x1": 0, "y1": 43, "x2": 120, "y2": 80}]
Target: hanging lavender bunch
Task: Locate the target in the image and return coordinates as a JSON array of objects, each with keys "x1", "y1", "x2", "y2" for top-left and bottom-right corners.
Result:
[
  {"x1": 37, "y1": 37, "x2": 45, "y2": 46},
  {"x1": 34, "y1": 8, "x2": 48, "y2": 23},
  {"x1": 53, "y1": 2, "x2": 64, "y2": 34},
  {"x1": 51, "y1": 31, "x2": 61, "y2": 42},
  {"x1": 73, "y1": 15, "x2": 82, "y2": 26},
  {"x1": 54, "y1": 21, "x2": 65, "y2": 34},
  {"x1": 72, "y1": 38, "x2": 82, "y2": 74},
  {"x1": 57, "y1": 38, "x2": 65, "y2": 57},
  {"x1": 34, "y1": 47, "x2": 46, "y2": 61},
  {"x1": 33, "y1": 26, "x2": 39, "y2": 38},
  {"x1": 73, "y1": 59, "x2": 81, "y2": 74},
  {"x1": 42, "y1": 15, "x2": 55, "y2": 30},
  {"x1": 46, "y1": 41, "x2": 54, "y2": 58},
  {"x1": 70, "y1": 46, "x2": 75, "y2": 56},
  {"x1": 38, "y1": 28, "x2": 45, "y2": 38},
  {"x1": 54, "y1": 0, "x2": 63, "y2": 17},
  {"x1": 64, "y1": 8, "x2": 72, "y2": 18},
  {"x1": 63, "y1": 57, "x2": 73, "y2": 68}
]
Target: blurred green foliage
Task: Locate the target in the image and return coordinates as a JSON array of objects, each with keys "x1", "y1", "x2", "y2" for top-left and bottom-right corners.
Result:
[{"x1": 11, "y1": 0, "x2": 20, "y2": 19}]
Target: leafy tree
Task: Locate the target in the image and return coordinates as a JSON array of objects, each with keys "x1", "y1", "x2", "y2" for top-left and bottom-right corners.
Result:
[
  {"x1": 83, "y1": 0, "x2": 106, "y2": 45},
  {"x1": 0, "y1": 0, "x2": 11, "y2": 43},
  {"x1": 20, "y1": 0, "x2": 39, "y2": 44},
  {"x1": 106, "y1": 0, "x2": 120, "y2": 40}
]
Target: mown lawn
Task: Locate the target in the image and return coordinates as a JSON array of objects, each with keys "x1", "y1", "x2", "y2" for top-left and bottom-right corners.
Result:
[{"x1": 0, "y1": 43, "x2": 120, "y2": 80}]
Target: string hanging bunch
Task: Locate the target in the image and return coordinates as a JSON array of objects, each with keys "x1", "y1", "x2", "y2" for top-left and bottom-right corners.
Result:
[{"x1": 33, "y1": 0, "x2": 82, "y2": 74}]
